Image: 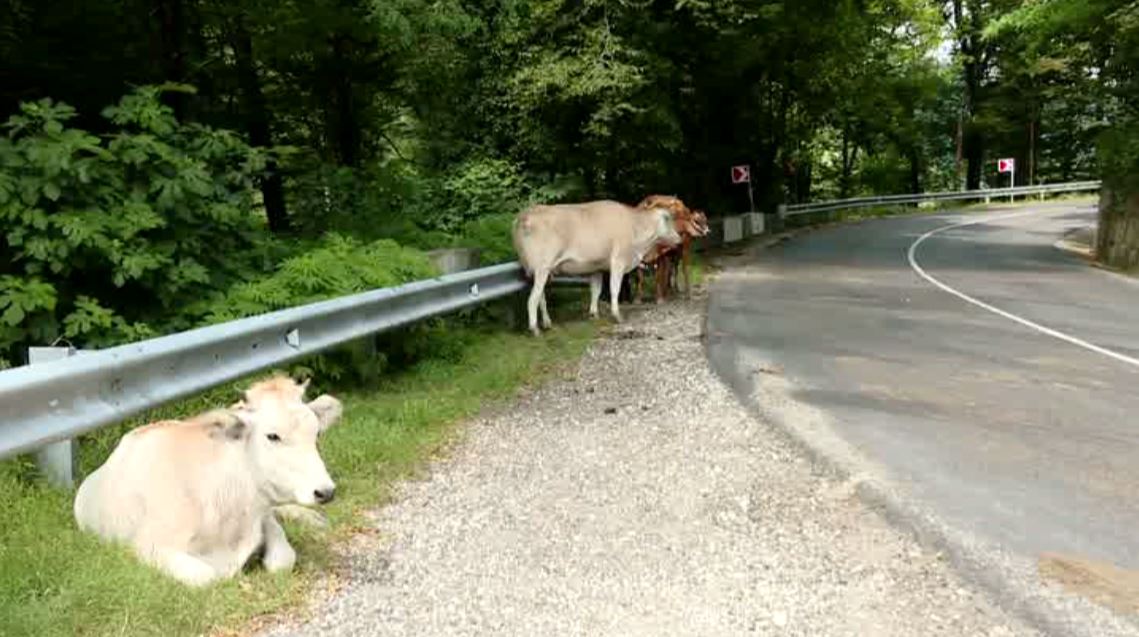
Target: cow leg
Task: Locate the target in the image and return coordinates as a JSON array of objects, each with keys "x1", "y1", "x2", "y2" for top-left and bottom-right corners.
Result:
[
  {"x1": 262, "y1": 512, "x2": 297, "y2": 573},
  {"x1": 608, "y1": 268, "x2": 624, "y2": 323},
  {"x1": 681, "y1": 246, "x2": 692, "y2": 298},
  {"x1": 589, "y1": 272, "x2": 603, "y2": 318},
  {"x1": 539, "y1": 293, "x2": 553, "y2": 329},
  {"x1": 527, "y1": 268, "x2": 550, "y2": 336},
  {"x1": 149, "y1": 546, "x2": 220, "y2": 587},
  {"x1": 655, "y1": 255, "x2": 669, "y2": 304}
]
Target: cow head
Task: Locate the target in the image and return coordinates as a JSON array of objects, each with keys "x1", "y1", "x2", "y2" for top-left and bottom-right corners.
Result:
[
  {"x1": 646, "y1": 206, "x2": 682, "y2": 247},
  {"x1": 231, "y1": 376, "x2": 342, "y2": 506},
  {"x1": 638, "y1": 194, "x2": 708, "y2": 239},
  {"x1": 689, "y1": 210, "x2": 711, "y2": 237}
]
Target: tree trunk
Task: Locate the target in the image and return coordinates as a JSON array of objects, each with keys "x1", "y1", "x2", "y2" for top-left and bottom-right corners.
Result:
[
  {"x1": 909, "y1": 148, "x2": 921, "y2": 194},
  {"x1": 328, "y1": 34, "x2": 361, "y2": 167},
  {"x1": 153, "y1": 0, "x2": 188, "y2": 119},
  {"x1": 1097, "y1": 186, "x2": 1139, "y2": 270},
  {"x1": 232, "y1": 15, "x2": 289, "y2": 233},
  {"x1": 965, "y1": 127, "x2": 983, "y2": 190},
  {"x1": 1028, "y1": 118, "x2": 1037, "y2": 185},
  {"x1": 840, "y1": 129, "x2": 858, "y2": 198},
  {"x1": 955, "y1": 0, "x2": 987, "y2": 190},
  {"x1": 955, "y1": 112, "x2": 964, "y2": 186},
  {"x1": 796, "y1": 160, "x2": 813, "y2": 204}
]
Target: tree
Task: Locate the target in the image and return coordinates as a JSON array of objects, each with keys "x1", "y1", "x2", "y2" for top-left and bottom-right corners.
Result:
[{"x1": 989, "y1": 0, "x2": 1139, "y2": 269}]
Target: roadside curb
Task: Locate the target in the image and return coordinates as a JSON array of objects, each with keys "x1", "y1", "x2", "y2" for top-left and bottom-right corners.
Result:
[{"x1": 1053, "y1": 225, "x2": 1096, "y2": 259}]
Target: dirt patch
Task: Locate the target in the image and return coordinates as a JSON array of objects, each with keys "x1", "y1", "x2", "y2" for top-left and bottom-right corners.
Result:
[{"x1": 1040, "y1": 553, "x2": 1139, "y2": 615}]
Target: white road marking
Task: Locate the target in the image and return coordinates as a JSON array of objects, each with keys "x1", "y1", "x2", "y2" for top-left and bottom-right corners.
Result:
[{"x1": 906, "y1": 211, "x2": 1139, "y2": 369}]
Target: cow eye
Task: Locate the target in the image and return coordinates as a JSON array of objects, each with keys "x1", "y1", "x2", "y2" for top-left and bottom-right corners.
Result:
[{"x1": 266, "y1": 433, "x2": 281, "y2": 443}]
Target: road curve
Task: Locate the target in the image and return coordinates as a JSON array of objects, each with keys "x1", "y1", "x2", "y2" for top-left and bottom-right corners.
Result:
[{"x1": 706, "y1": 201, "x2": 1139, "y2": 634}]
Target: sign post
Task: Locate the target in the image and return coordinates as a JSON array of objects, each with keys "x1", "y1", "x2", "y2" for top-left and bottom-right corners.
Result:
[
  {"x1": 998, "y1": 158, "x2": 1015, "y2": 202},
  {"x1": 731, "y1": 164, "x2": 755, "y2": 212}
]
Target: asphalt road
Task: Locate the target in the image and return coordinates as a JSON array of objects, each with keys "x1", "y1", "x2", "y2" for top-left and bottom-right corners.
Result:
[{"x1": 706, "y1": 201, "x2": 1139, "y2": 632}]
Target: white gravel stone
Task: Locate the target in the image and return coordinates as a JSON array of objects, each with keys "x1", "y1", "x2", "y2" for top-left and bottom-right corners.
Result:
[{"x1": 262, "y1": 288, "x2": 1039, "y2": 637}]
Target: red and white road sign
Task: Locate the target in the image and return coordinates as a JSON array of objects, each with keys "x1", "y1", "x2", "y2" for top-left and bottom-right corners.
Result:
[
  {"x1": 731, "y1": 164, "x2": 751, "y2": 184},
  {"x1": 997, "y1": 158, "x2": 1015, "y2": 173}
]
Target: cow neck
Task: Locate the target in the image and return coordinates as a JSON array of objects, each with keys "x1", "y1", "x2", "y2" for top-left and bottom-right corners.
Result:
[{"x1": 630, "y1": 215, "x2": 660, "y2": 259}]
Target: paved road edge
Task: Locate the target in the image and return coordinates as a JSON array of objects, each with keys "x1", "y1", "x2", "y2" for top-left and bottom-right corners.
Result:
[{"x1": 702, "y1": 226, "x2": 1139, "y2": 637}]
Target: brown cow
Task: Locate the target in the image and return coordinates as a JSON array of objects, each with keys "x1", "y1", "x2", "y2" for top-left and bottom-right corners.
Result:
[{"x1": 634, "y1": 196, "x2": 710, "y2": 303}]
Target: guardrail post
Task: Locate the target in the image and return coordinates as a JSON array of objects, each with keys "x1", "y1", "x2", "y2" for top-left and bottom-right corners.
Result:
[
  {"x1": 28, "y1": 346, "x2": 78, "y2": 488},
  {"x1": 772, "y1": 204, "x2": 788, "y2": 233}
]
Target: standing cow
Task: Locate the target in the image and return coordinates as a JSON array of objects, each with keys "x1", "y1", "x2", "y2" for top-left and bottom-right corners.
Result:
[
  {"x1": 73, "y1": 376, "x2": 342, "y2": 587},
  {"x1": 634, "y1": 195, "x2": 710, "y2": 303},
  {"x1": 512, "y1": 200, "x2": 681, "y2": 336}
]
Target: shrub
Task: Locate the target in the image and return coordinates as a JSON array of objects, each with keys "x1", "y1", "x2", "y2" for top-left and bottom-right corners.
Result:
[
  {"x1": 0, "y1": 86, "x2": 272, "y2": 365},
  {"x1": 454, "y1": 213, "x2": 516, "y2": 264},
  {"x1": 186, "y1": 234, "x2": 443, "y2": 383},
  {"x1": 416, "y1": 158, "x2": 531, "y2": 233}
]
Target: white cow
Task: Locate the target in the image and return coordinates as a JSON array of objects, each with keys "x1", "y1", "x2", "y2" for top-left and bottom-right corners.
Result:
[
  {"x1": 512, "y1": 200, "x2": 682, "y2": 335},
  {"x1": 73, "y1": 376, "x2": 342, "y2": 587}
]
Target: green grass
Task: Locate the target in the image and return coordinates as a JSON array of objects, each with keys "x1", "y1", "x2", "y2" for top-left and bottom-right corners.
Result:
[{"x1": 0, "y1": 319, "x2": 595, "y2": 637}]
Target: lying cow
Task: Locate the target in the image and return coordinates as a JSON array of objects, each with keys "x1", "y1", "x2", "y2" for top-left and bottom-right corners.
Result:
[
  {"x1": 73, "y1": 376, "x2": 342, "y2": 587},
  {"x1": 512, "y1": 199, "x2": 681, "y2": 335}
]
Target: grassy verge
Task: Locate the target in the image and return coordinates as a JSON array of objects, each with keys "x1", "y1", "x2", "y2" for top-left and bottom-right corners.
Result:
[{"x1": 0, "y1": 317, "x2": 595, "y2": 637}]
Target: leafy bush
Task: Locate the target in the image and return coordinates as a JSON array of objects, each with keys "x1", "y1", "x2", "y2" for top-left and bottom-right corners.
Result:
[
  {"x1": 287, "y1": 155, "x2": 571, "y2": 266},
  {"x1": 186, "y1": 234, "x2": 444, "y2": 383},
  {"x1": 453, "y1": 213, "x2": 516, "y2": 264},
  {"x1": 415, "y1": 158, "x2": 531, "y2": 233},
  {"x1": 193, "y1": 234, "x2": 436, "y2": 322},
  {"x1": 0, "y1": 86, "x2": 273, "y2": 365},
  {"x1": 287, "y1": 158, "x2": 423, "y2": 239}
]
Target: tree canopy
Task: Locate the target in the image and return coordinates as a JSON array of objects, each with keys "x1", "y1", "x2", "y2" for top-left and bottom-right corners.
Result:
[{"x1": 0, "y1": 0, "x2": 1131, "y2": 362}]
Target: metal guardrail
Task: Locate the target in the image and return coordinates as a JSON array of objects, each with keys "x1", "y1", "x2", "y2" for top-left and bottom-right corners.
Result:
[
  {"x1": 0, "y1": 263, "x2": 527, "y2": 463},
  {"x1": 0, "y1": 178, "x2": 1104, "y2": 478},
  {"x1": 783, "y1": 180, "x2": 1101, "y2": 216}
]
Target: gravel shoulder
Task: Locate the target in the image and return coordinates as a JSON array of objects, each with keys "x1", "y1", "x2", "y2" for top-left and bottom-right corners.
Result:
[{"x1": 261, "y1": 282, "x2": 1037, "y2": 637}]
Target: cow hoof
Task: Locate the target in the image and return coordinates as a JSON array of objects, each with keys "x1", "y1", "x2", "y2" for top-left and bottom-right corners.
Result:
[{"x1": 264, "y1": 544, "x2": 297, "y2": 573}]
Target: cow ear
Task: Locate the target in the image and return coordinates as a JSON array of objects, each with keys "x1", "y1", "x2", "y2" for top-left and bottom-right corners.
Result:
[
  {"x1": 210, "y1": 409, "x2": 251, "y2": 442},
  {"x1": 307, "y1": 394, "x2": 343, "y2": 433}
]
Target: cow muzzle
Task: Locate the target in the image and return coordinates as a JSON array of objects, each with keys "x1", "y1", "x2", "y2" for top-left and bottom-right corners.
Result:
[{"x1": 313, "y1": 486, "x2": 336, "y2": 504}]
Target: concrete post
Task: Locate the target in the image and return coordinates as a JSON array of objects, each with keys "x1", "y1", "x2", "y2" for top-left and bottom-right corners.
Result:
[
  {"x1": 28, "y1": 346, "x2": 78, "y2": 488},
  {"x1": 722, "y1": 216, "x2": 744, "y2": 243}
]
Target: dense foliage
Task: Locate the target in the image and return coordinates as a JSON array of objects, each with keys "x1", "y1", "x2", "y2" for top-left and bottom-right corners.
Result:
[
  {"x1": 988, "y1": 0, "x2": 1139, "y2": 268},
  {"x1": 0, "y1": 0, "x2": 1133, "y2": 363},
  {"x1": 0, "y1": 87, "x2": 274, "y2": 364}
]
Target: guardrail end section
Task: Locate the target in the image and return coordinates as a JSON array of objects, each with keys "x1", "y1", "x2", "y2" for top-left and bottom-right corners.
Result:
[{"x1": 27, "y1": 346, "x2": 78, "y2": 489}]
